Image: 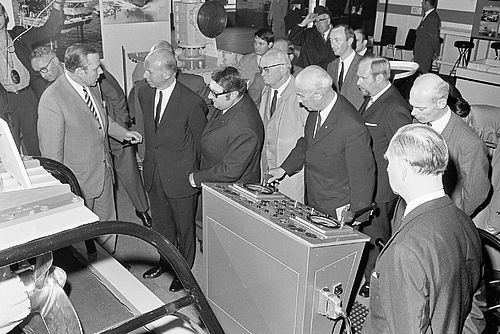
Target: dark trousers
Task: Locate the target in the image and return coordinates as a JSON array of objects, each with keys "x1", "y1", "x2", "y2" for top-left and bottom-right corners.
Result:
[
  {"x1": 149, "y1": 170, "x2": 197, "y2": 268},
  {"x1": 110, "y1": 138, "x2": 149, "y2": 213},
  {"x1": 359, "y1": 197, "x2": 397, "y2": 282},
  {"x1": 6, "y1": 89, "x2": 40, "y2": 156}
]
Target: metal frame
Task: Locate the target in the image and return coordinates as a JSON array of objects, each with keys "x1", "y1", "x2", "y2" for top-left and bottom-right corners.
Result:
[{"x1": 0, "y1": 221, "x2": 224, "y2": 334}]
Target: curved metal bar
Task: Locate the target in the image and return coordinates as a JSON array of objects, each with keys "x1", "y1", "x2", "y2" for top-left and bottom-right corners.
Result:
[{"x1": 0, "y1": 221, "x2": 224, "y2": 334}]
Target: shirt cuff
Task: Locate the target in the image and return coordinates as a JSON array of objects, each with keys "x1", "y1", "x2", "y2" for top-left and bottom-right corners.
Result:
[{"x1": 189, "y1": 173, "x2": 197, "y2": 188}]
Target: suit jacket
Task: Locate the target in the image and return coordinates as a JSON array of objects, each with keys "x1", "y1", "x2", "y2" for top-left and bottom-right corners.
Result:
[
  {"x1": 259, "y1": 77, "x2": 308, "y2": 202},
  {"x1": 139, "y1": 81, "x2": 207, "y2": 198},
  {"x1": 441, "y1": 111, "x2": 490, "y2": 216},
  {"x1": 281, "y1": 94, "x2": 375, "y2": 218},
  {"x1": 361, "y1": 85, "x2": 412, "y2": 203},
  {"x1": 193, "y1": 94, "x2": 264, "y2": 185},
  {"x1": 237, "y1": 52, "x2": 260, "y2": 84},
  {"x1": 365, "y1": 196, "x2": 482, "y2": 334},
  {"x1": 38, "y1": 75, "x2": 128, "y2": 199},
  {"x1": 288, "y1": 25, "x2": 336, "y2": 70},
  {"x1": 327, "y1": 53, "x2": 364, "y2": 109},
  {"x1": 414, "y1": 9, "x2": 441, "y2": 73}
]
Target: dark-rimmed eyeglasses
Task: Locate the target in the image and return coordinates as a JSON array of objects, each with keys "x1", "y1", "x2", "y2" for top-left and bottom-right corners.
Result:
[
  {"x1": 258, "y1": 63, "x2": 284, "y2": 73},
  {"x1": 314, "y1": 17, "x2": 329, "y2": 23},
  {"x1": 34, "y1": 56, "x2": 56, "y2": 76},
  {"x1": 208, "y1": 86, "x2": 232, "y2": 98}
]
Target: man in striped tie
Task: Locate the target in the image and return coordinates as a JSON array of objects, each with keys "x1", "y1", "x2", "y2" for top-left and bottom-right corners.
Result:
[{"x1": 37, "y1": 44, "x2": 142, "y2": 250}]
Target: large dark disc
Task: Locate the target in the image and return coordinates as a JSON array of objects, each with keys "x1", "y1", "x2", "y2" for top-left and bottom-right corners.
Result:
[{"x1": 197, "y1": 1, "x2": 227, "y2": 38}]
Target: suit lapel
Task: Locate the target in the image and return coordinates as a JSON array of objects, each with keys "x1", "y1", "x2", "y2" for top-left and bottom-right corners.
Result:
[
  {"x1": 311, "y1": 100, "x2": 339, "y2": 145},
  {"x1": 62, "y1": 76, "x2": 102, "y2": 127},
  {"x1": 156, "y1": 82, "x2": 180, "y2": 130},
  {"x1": 204, "y1": 95, "x2": 243, "y2": 135}
]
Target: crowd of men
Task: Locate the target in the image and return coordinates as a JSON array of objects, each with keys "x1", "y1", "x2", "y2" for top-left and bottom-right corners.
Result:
[{"x1": 0, "y1": 0, "x2": 497, "y2": 331}]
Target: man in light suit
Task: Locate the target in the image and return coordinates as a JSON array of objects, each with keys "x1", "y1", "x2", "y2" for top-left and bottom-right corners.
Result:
[
  {"x1": 37, "y1": 44, "x2": 142, "y2": 224},
  {"x1": 268, "y1": 66, "x2": 375, "y2": 221},
  {"x1": 364, "y1": 124, "x2": 482, "y2": 333},
  {"x1": 327, "y1": 24, "x2": 364, "y2": 109},
  {"x1": 189, "y1": 66, "x2": 264, "y2": 186},
  {"x1": 138, "y1": 48, "x2": 207, "y2": 291},
  {"x1": 258, "y1": 49, "x2": 308, "y2": 201},
  {"x1": 31, "y1": 46, "x2": 152, "y2": 228},
  {"x1": 413, "y1": 0, "x2": 441, "y2": 74},
  {"x1": 355, "y1": 56, "x2": 412, "y2": 298},
  {"x1": 409, "y1": 74, "x2": 489, "y2": 217}
]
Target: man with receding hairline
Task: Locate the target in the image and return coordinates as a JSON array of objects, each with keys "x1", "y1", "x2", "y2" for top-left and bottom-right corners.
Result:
[
  {"x1": 268, "y1": 65, "x2": 375, "y2": 221},
  {"x1": 364, "y1": 124, "x2": 482, "y2": 333},
  {"x1": 258, "y1": 49, "x2": 308, "y2": 201},
  {"x1": 138, "y1": 48, "x2": 207, "y2": 291}
]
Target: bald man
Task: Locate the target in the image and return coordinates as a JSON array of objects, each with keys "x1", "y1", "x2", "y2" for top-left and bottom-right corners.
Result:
[
  {"x1": 268, "y1": 65, "x2": 375, "y2": 221},
  {"x1": 408, "y1": 74, "x2": 489, "y2": 217},
  {"x1": 138, "y1": 48, "x2": 207, "y2": 291}
]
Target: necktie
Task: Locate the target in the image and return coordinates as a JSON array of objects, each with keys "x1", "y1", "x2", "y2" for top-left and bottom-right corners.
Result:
[
  {"x1": 154, "y1": 90, "x2": 163, "y2": 131},
  {"x1": 359, "y1": 96, "x2": 370, "y2": 114},
  {"x1": 82, "y1": 86, "x2": 99, "y2": 120},
  {"x1": 338, "y1": 61, "x2": 344, "y2": 92},
  {"x1": 269, "y1": 90, "x2": 278, "y2": 117},
  {"x1": 314, "y1": 112, "x2": 322, "y2": 138}
]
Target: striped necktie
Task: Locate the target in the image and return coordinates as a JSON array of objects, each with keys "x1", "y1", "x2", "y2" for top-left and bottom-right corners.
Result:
[{"x1": 82, "y1": 86, "x2": 99, "y2": 120}]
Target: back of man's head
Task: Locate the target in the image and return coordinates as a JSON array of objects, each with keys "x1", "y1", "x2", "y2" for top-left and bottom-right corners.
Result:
[
  {"x1": 64, "y1": 43, "x2": 98, "y2": 73},
  {"x1": 296, "y1": 65, "x2": 332, "y2": 94},
  {"x1": 386, "y1": 124, "x2": 448, "y2": 176},
  {"x1": 361, "y1": 56, "x2": 391, "y2": 82}
]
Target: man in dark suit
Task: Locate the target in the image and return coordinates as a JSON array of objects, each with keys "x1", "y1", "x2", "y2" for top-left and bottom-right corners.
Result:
[
  {"x1": 268, "y1": 65, "x2": 375, "y2": 221},
  {"x1": 138, "y1": 48, "x2": 207, "y2": 291},
  {"x1": 409, "y1": 74, "x2": 489, "y2": 217},
  {"x1": 413, "y1": 0, "x2": 441, "y2": 74},
  {"x1": 355, "y1": 56, "x2": 412, "y2": 298},
  {"x1": 364, "y1": 124, "x2": 482, "y2": 333},
  {"x1": 327, "y1": 25, "x2": 364, "y2": 109},
  {"x1": 354, "y1": 28, "x2": 372, "y2": 57},
  {"x1": 31, "y1": 46, "x2": 152, "y2": 228},
  {"x1": 288, "y1": 6, "x2": 335, "y2": 70},
  {"x1": 189, "y1": 66, "x2": 264, "y2": 186}
]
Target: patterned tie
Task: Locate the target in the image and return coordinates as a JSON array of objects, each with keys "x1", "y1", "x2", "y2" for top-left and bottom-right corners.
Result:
[
  {"x1": 154, "y1": 90, "x2": 163, "y2": 131},
  {"x1": 359, "y1": 96, "x2": 371, "y2": 114},
  {"x1": 338, "y1": 61, "x2": 344, "y2": 92},
  {"x1": 82, "y1": 86, "x2": 99, "y2": 120},
  {"x1": 269, "y1": 89, "x2": 278, "y2": 117},
  {"x1": 314, "y1": 112, "x2": 322, "y2": 138}
]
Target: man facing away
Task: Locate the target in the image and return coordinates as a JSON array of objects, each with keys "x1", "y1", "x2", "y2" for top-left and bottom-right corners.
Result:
[
  {"x1": 37, "y1": 44, "x2": 142, "y2": 247},
  {"x1": 364, "y1": 124, "x2": 482, "y2": 334},
  {"x1": 267, "y1": 65, "x2": 375, "y2": 222},
  {"x1": 31, "y1": 45, "x2": 152, "y2": 228},
  {"x1": 138, "y1": 48, "x2": 207, "y2": 292},
  {"x1": 355, "y1": 56, "x2": 412, "y2": 298},
  {"x1": 258, "y1": 49, "x2": 308, "y2": 202}
]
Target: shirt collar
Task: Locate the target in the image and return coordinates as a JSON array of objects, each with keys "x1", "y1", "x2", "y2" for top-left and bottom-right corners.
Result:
[
  {"x1": 318, "y1": 93, "x2": 338, "y2": 124},
  {"x1": 424, "y1": 8, "x2": 434, "y2": 20},
  {"x1": 65, "y1": 70, "x2": 85, "y2": 93},
  {"x1": 429, "y1": 107, "x2": 451, "y2": 134},
  {"x1": 273, "y1": 75, "x2": 291, "y2": 98},
  {"x1": 157, "y1": 79, "x2": 176, "y2": 95},
  {"x1": 370, "y1": 82, "x2": 391, "y2": 103},
  {"x1": 404, "y1": 189, "x2": 445, "y2": 217},
  {"x1": 340, "y1": 50, "x2": 355, "y2": 70}
]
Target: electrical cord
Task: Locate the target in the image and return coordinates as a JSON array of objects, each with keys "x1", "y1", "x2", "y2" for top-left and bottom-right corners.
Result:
[
  {"x1": 330, "y1": 310, "x2": 353, "y2": 334},
  {"x1": 0, "y1": 0, "x2": 57, "y2": 54}
]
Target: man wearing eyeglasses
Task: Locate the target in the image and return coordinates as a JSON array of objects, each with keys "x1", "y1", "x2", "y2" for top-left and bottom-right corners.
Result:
[
  {"x1": 0, "y1": 0, "x2": 65, "y2": 156},
  {"x1": 189, "y1": 66, "x2": 264, "y2": 188},
  {"x1": 31, "y1": 45, "x2": 153, "y2": 229},
  {"x1": 288, "y1": 5, "x2": 336, "y2": 70},
  {"x1": 258, "y1": 49, "x2": 308, "y2": 202}
]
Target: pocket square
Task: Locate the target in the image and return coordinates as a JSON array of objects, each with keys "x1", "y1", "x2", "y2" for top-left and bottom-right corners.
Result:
[{"x1": 365, "y1": 122, "x2": 377, "y2": 127}]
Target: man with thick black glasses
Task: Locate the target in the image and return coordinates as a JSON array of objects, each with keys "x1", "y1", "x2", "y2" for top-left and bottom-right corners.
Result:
[{"x1": 189, "y1": 66, "x2": 264, "y2": 187}]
